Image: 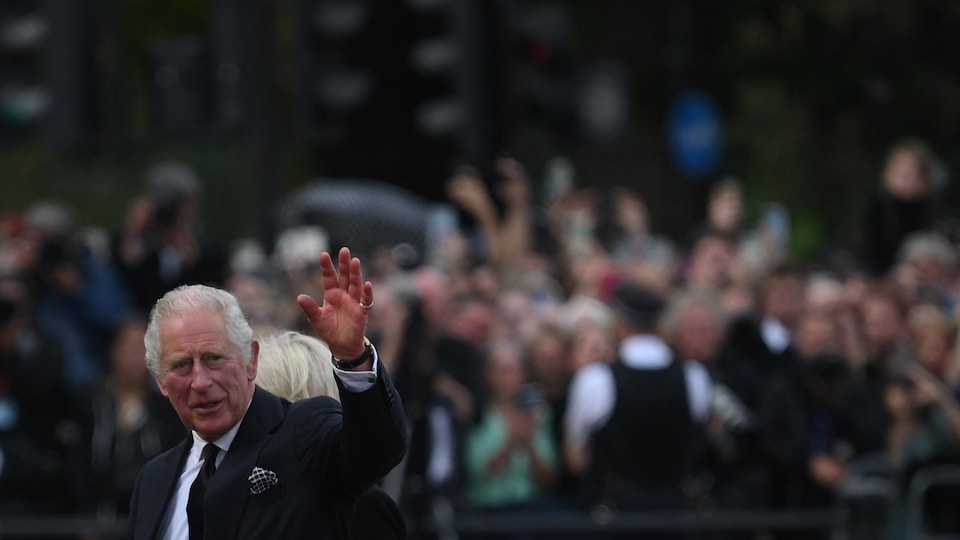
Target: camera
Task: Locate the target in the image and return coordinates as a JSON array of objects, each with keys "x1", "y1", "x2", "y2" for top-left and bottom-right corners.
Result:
[{"x1": 515, "y1": 383, "x2": 544, "y2": 412}]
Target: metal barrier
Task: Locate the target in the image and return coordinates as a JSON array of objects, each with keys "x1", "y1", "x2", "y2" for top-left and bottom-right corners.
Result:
[
  {"x1": 425, "y1": 508, "x2": 837, "y2": 537},
  {"x1": 2, "y1": 470, "x2": 957, "y2": 540},
  {"x1": 904, "y1": 465, "x2": 960, "y2": 540},
  {"x1": 0, "y1": 515, "x2": 126, "y2": 538},
  {"x1": 0, "y1": 509, "x2": 838, "y2": 539},
  {"x1": 836, "y1": 475, "x2": 897, "y2": 540}
]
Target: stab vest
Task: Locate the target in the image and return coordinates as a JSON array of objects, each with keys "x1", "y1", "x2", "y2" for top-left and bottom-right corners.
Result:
[{"x1": 588, "y1": 356, "x2": 694, "y2": 506}]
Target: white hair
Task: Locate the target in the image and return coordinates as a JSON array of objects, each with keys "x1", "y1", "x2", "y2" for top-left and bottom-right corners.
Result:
[{"x1": 144, "y1": 285, "x2": 254, "y2": 379}]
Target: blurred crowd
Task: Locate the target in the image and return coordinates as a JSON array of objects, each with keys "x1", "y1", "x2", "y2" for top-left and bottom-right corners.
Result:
[{"x1": 1, "y1": 138, "x2": 960, "y2": 539}]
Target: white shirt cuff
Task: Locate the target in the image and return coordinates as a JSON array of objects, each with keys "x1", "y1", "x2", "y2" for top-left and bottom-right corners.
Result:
[{"x1": 332, "y1": 346, "x2": 380, "y2": 392}]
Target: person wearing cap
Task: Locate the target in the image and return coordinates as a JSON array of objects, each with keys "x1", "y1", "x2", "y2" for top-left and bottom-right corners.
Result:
[{"x1": 563, "y1": 281, "x2": 710, "y2": 512}]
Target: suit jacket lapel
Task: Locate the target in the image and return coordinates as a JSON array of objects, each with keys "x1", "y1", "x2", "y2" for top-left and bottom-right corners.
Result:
[
  {"x1": 205, "y1": 387, "x2": 286, "y2": 540},
  {"x1": 143, "y1": 439, "x2": 191, "y2": 540}
]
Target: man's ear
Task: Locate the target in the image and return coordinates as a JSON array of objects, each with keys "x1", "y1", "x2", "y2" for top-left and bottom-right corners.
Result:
[{"x1": 247, "y1": 340, "x2": 259, "y2": 381}]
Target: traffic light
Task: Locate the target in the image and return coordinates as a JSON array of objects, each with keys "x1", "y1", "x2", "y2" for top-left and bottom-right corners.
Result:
[
  {"x1": 147, "y1": 36, "x2": 211, "y2": 135},
  {"x1": 502, "y1": 2, "x2": 578, "y2": 150},
  {"x1": 0, "y1": 0, "x2": 95, "y2": 151},
  {"x1": 296, "y1": 0, "x2": 376, "y2": 146},
  {"x1": 408, "y1": 0, "x2": 503, "y2": 170},
  {"x1": 407, "y1": 0, "x2": 462, "y2": 141},
  {"x1": 293, "y1": 0, "x2": 510, "y2": 200},
  {"x1": 208, "y1": 0, "x2": 248, "y2": 133},
  {"x1": 0, "y1": 1, "x2": 50, "y2": 138}
]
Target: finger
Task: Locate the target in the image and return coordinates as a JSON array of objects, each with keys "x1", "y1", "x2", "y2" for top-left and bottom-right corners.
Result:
[
  {"x1": 908, "y1": 363, "x2": 934, "y2": 381},
  {"x1": 297, "y1": 294, "x2": 322, "y2": 326},
  {"x1": 348, "y1": 257, "x2": 363, "y2": 300},
  {"x1": 338, "y1": 247, "x2": 352, "y2": 291},
  {"x1": 500, "y1": 156, "x2": 527, "y2": 181},
  {"x1": 318, "y1": 251, "x2": 338, "y2": 293},
  {"x1": 451, "y1": 164, "x2": 480, "y2": 180},
  {"x1": 361, "y1": 280, "x2": 374, "y2": 307},
  {"x1": 495, "y1": 156, "x2": 517, "y2": 175}
]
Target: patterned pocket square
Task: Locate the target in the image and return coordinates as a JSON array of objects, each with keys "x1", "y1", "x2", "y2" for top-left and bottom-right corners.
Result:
[{"x1": 248, "y1": 466, "x2": 279, "y2": 495}]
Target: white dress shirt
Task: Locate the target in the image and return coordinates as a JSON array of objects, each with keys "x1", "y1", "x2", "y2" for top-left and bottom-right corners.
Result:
[
  {"x1": 760, "y1": 316, "x2": 791, "y2": 355},
  {"x1": 332, "y1": 354, "x2": 379, "y2": 391},
  {"x1": 160, "y1": 425, "x2": 238, "y2": 540}
]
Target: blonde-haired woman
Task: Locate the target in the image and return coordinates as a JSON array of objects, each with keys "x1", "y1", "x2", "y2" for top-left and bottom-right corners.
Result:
[
  {"x1": 257, "y1": 331, "x2": 341, "y2": 402},
  {"x1": 257, "y1": 331, "x2": 405, "y2": 540}
]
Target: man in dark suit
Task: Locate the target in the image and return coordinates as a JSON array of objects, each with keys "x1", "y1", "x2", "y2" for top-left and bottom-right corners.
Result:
[
  {"x1": 128, "y1": 247, "x2": 407, "y2": 539},
  {"x1": 722, "y1": 262, "x2": 807, "y2": 413}
]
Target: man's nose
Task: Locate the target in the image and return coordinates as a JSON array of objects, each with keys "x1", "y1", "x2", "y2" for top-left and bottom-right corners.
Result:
[{"x1": 191, "y1": 361, "x2": 213, "y2": 389}]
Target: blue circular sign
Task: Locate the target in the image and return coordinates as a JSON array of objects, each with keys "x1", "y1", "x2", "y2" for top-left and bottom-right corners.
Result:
[{"x1": 667, "y1": 90, "x2": 724, "y2": 180}]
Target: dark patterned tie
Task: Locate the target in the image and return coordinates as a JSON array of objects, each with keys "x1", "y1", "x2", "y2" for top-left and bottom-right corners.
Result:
[{"x1": 187, "y1": 443, "x2": 218, "y2": 540}]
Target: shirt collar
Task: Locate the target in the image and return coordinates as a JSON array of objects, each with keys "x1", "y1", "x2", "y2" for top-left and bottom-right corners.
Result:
[
  {"x1": 619, "y1": 334, "x2": 672, "y2": 369},
  {"x1": 761, "y1": 316, "x2": 791, "y2": 354}
]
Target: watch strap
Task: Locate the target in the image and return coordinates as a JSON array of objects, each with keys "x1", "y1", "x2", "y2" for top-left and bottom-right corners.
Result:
[{"x1": 333, "y1": 336, "x2": 373, "y2": 370}]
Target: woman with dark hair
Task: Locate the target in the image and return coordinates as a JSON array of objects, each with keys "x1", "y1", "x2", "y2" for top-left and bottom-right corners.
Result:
[
  {"x1": 78, "y1": 317, "x2": 186, "y2": 519},
  {"x1": 862, "y1": 138, "x2": 941, "y2": 278}
]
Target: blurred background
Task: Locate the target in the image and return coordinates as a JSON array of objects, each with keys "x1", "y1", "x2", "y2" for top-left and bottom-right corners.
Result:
[
  {"x1": 3, "y1": 1, "x2": 960, "y2": 539},
  {"x1": 2, "y1": 0, "x2": 958, "y2": 254}
]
